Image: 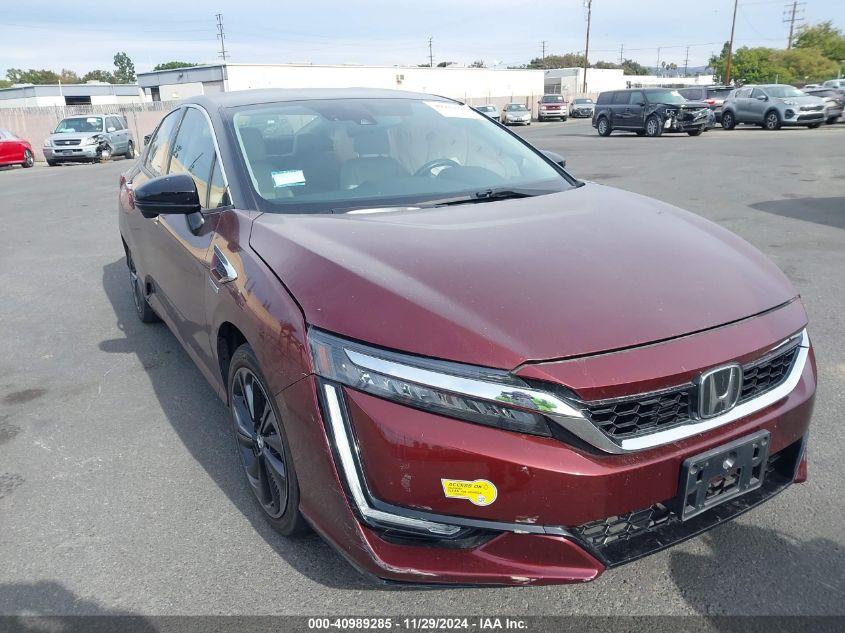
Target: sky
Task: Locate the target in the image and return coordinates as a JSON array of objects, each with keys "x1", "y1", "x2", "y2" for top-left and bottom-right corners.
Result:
[{"x1": 2, "y1": 0, "x2": 844, "y2": 79}]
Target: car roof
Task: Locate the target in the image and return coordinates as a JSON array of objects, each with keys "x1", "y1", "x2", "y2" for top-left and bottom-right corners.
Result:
[{"x1": 182, "y1": 87, "x2": 454, "y2": 110}]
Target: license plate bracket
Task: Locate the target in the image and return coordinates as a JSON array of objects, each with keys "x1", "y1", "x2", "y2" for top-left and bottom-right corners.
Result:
[{"x1": 678, "y1": 430, "x2": 770, "y2": 521}]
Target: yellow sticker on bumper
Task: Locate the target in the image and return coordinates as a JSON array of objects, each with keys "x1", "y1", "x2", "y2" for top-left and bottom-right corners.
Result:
[{"x1": 441, "y1": 478, "x2": 498, "y2": 506}]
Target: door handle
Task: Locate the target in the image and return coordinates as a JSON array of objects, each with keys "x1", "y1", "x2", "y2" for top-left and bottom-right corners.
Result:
[{"x1": 210, "y1": 245, "x2": 237, "y2": 284}]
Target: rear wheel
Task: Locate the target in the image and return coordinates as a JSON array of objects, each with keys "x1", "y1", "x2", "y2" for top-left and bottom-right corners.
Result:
[
  {"x1": 807, "y1": 122, "x2": 821, "y2": 129},
  {"x1": 596, "y1": 117, "x2": 612, "y2": 136},
  {"x1": 228, "y1": 344, "x2": 309, "y2": 536},
  {"x1": 764, "y1": 110, "x2": 781, "y2": 130},
  {"x1": 645, "y1": 115, "x2": 663, "y2": 137},
  {"x1": 721, "y1": 111, "x2": 736, "y2": 130},
  {"x1": 125, "y1": 141, "x2": 135, "y2": 159},
  {"x1": 21, "y1": 150, "x2": 34, "y2": 168}
]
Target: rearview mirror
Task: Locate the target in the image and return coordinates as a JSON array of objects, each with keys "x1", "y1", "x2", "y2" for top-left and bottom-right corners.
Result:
[
  {"x1": 541, "y1": 150, "x2": 566, "y2": 168},
  {"x1": 134, "y1": 173, "x2": 202, "y2": 220}
]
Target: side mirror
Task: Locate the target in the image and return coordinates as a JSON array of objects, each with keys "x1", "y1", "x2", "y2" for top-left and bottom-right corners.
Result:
[
  {"x1": 134, "y1": 173, "x2": 201, "y2": 219},
  {"x1": 143, "y1": 134, "x2": 152, "y2": 146},
  {"x1": 541, "y1": 149, "x2": 566, "y2": 169},
  {"x1": 756, "y1": 94, "x2": 768, "y2": 101},
  {"x1": 107, "y1": 126, "x2": 116, "y2": 132}
]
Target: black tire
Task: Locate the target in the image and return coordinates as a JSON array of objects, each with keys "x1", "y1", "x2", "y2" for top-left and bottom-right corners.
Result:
[
  {"x1": 21, "y1": 150, "x2": 34, "y2": 168},
  {"x1": 635, "y1": 130, "x2": 646, "y2": 136},
  {"x1": 125, "y1": 141, "x2": 135, "y2": 159},
  {"x1": 826, "y1": 117, "x2": 837, "y2": 125},
  {"x1": 763, "y1": 110, "x2": 781, "y2": 130},
  {"x1": 721, "y1": 111, "x2": 736, "y2": 130},
  {"x1": 126, "y1": 249, "x2": 160, "y2": 323},
  {"x1": 596, "y1": 117, "x2": 612, "y2": 136},
  {"x1": 47, "y1": 160, "x2": 59, "y2": 167},
  {"x1": 645, "y1": 115, "x2": 663, "y2": 137},
  {"x1": 562, "y1": 115, "x2": 568, "y2": 121},
  {"x1": 228, "y1": 344, "x2": 309, "y2": 537},
  {"x1": 687, "y1": 129, "x2": 703, "y2": 136},
  {"x1": 807, "y1": 122, "x2": 821, "y2": 129},
  {"x1": 538, "y1": 115, "x2": 544, "y2": 122}
]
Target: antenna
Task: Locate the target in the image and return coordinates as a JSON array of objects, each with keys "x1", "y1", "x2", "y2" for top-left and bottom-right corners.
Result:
[{"x1": 216, "y1": 13, "x2": 228, "y2": 62}]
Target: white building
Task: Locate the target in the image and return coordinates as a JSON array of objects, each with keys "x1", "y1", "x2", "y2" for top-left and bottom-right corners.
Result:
[
  {"x1": 137, "y1": 63, "x2": 545, "y2": 103},
  {"x1": 0, "y1": 83, "x2": 145, "y2": 108},
  {"x1": 544, "y1": 68, "x2": 716, "y2": 97}
]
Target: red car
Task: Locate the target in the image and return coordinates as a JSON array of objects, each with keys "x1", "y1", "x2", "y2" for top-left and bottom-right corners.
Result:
[
  {"x1": 0, "y1": 129, "x2": 35, "y2": 168},
  {"x1": 118, "y1": 89, "x2": 815, "y2": 586}
]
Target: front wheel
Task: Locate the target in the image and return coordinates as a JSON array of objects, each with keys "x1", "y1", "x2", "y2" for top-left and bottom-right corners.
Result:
[
  {"x1": 687, "y1": 129, "x2": 703, "y2": 136},
  {"x1": 47, "y1": 160, "x2": 59, "y2": 167},
  {"x1": 721, "y1": 111, "x2": 736, "y2": 130},
  {"x1": 764, "y1": 111, "x2": 781, "y2": 130},
  {"x1": 125, "y1": 141, "x2": 135, "y2": 159},
  {"x1": 228, "y1": 344, "x2": 309, "y2": 536},
  {"x1": 596, "y1": 117, "x2": 612, "y2": 136},
  {"x1": 826, "y1": 117, "x2": 837, "y2": 125},
  {"x1": 21, "y1": 150, "x2": 34, "y2": 168},
  {"x1": 807, "y1": 122, "x2": 821, "y2": 129},
  {"x1": 645, "y1": 115, "x2": 663, "y2": 137}
]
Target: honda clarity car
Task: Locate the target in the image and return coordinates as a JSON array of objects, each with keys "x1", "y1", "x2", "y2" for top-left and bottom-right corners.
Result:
[{"x1": 118, "y1": 88, "x2": 815, "y2": 585}]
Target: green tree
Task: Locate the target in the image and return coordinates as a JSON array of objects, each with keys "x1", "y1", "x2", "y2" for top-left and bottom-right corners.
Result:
[
  {"x1": 436, "y1": 61, "x2": 454, "y2": 67},
  {"x1": 5, "y1": 68, "x2": 61, "y2": 84},
  {"x1": 0, "y1": 79, "x2": 11, "y2": 89},
  {"x1": 60, "y1": 69, "x2": 80, "y2": 83},
  {"x1": 794, "y1": 21, "x2": 845, "y2": 62},
  {"x1": 113, "y1": 51, "x2": 136, "y2": 83},
  {"x1": 527, "y1": 53, "x2": 586, "y2": 69},
  {"x1": 152, "y1": 61, "x2": 201, "y2": 71},
  {"x1": 82, "y1": 69, "x2": 116, "y2": 83},
  {"x1": 621, "y1": 59, "x2": 649, "y2": 75},
  {"x1": 469, "y1": 59, "x2": 486, "y2": 68},
  {"x1": 709, "y1": 45, "x2": 837, "y2": 85},
  {"x1": 591, "y1": 60, "x2": 619, "y2": 69}
]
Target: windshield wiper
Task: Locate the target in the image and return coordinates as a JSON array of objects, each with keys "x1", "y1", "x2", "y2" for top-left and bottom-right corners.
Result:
[{"x1": 419, "y1": 187, "x2": 543, "y2": 208}]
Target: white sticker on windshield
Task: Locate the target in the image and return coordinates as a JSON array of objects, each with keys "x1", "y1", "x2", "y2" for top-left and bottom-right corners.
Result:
[
  {"x1": 271, "y1": 169, "x2": 306, "y2": 188},
  {"x1": 423, "y1": 101, "x2": 483, "y2": 119},
  {"x1": 87, "y1": 118, "x2": 99, "y2": 123}
]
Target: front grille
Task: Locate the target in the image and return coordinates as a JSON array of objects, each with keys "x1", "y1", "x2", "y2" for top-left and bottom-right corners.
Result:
[
  {"x1": 581, "y1": 338, "x2": 800, "y2": 440},
  {"x1": 800, "y1": 105, "x2": 823, "y2": 112},
  {"x1": 572, "y1": 437, "x2": 803, "y2": 567},
  {"x1": 53, "y1": 139, "x2": 81, "y2": 146}
]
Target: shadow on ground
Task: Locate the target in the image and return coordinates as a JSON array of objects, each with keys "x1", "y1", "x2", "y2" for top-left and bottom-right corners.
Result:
[
  {"x1": 670, "y1": 520, "x2": 844, "y2": 622},
  {"x1": 750, "y1": 197, "x2": 845, "y2": 229},
  {"x1": 99, "y1": 259, "x2": 377, "y2": 591}
]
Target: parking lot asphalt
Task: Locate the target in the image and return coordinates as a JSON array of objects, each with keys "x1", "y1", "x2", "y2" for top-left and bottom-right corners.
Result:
[{"x1": 1, "y1": 119, "x2": 843, "y2": 617}]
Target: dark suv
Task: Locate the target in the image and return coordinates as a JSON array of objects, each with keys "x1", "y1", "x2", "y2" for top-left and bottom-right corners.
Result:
[
  {"x1": 592, "y1": 88, "x2": 711, "y2": 137},
  {"x1": 678, "y1": 85, "x2": 735, "y2": 122}
]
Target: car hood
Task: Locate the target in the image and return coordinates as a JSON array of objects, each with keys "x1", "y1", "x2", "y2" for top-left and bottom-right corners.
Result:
[
  {"x1": 782, "y1": 95, "x2": 826, "y2": 106},
  {"x1": 47, "y1": 132, "x2": 101, "y2": 143},
  {"x1": 250, "y1": 183, "x2": 797, "y2": 369}
]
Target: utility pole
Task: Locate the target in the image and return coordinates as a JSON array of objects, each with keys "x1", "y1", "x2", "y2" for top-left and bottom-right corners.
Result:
[
  {"x1": 541, "y1": 40, "x2": 547, "y2": 67},
  {"x1": 683, "y1": 46, "x2": 690, "y2": 77},
  {"x1": 216, "y1": 13, "x2": 227, "y2": 61},
  {"x1": 428, "y1": 37, "x2": 434, "y2": 68},
  {"x1": 619, "y1": 44, "x2": 624, "y2": 67},
  {"x1": 656, "y1": 47, "x2": 661, "y2": 76},
  {"x1": 582, "y1": 0, "x2": 592, "y2": 93},
  {"x1": 783, "y1": 1, "x2": 805, "y2": 49},
  {"x1": 724, "y1": 0, "x2": 739, "y2": 85}
]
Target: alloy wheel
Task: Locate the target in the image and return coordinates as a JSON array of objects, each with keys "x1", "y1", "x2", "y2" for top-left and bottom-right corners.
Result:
[
  {"x1": 598, "y1": 119, "x2": 608, "y2": 135},
  {"x1": 23, "y1": 150, "x2": 34, "y2": 168},
  {"x1": 647, "y1": 118, "x2": 658, "y2": 135},
  {"x1": 765, "y1": 113, "x2": 779, "y2": 130},
  {"x1": 231, "y1": 367, "x2": 289, "y2": 519},
  {"x1": 127, "y1": 255, "x2": 143, "y2": 315}
]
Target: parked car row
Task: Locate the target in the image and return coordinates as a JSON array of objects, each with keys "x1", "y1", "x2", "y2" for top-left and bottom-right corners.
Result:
[{"x1": 591, "y1": 83, "x2": 842, "y2": 137}]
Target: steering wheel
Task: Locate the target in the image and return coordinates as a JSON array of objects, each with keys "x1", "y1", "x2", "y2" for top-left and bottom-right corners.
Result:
[{"x1": 413, "y1": 158, "x2": 461, "y2": 177}]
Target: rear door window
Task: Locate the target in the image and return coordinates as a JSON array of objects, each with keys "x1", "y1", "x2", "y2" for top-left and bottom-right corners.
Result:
[
  {"x1": 612, "y1": 92, "x2": 629, "y2": 105},
  {"x1": 628, "y1": 91, "x2": 645, "y2": 105},
  {"x1": 596, "y1": 92, "x2": 612, "y2": 105}
]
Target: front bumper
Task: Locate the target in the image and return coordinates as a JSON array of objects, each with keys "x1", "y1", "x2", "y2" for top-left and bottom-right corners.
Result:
[
  {"x1": 43, "y1": 146, "x2": 99, "y2": 160},
  {"x1": 284, "y1": 304, "x2": 815, "y2": 585},
  {"x1": 782, "y1": 108, "x2": 825, "y2": 125},
  {"x1": 571, "y1": 108, "x2": 594, "y2": 117},
  {"x1": 538, "y1": 109, "x2": 566, "y2": 118},
  {"x1": 504, "y1": 117, "x2": 531, "y2": 124}
]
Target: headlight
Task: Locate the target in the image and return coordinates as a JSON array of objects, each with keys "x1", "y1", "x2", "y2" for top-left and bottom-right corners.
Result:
[
  {"x1": 82, "y1": 136, "x2": 99, "y2": 146},
  {"x1": 310, "y1": 329, "x2": 584, "y2": 436},
  {"x1": 43, "y1": 139, "x2": 51, "y2": 148},
  {"x1": 782, "y1": 99, "x2": 796, "y2": 106}
]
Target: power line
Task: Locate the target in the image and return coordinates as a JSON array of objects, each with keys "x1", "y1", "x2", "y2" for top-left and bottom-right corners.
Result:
[
  {"x1": 216, "y1": 13, "x2": 228, "y2": 62},
  {"x1": 783, "y1": 1, "x2": 806, "y2": 49}
]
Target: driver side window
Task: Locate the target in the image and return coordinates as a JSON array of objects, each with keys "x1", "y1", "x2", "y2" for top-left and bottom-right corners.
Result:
[{"x1": 145, "y1": 110, "x2": 182, "y2": 177}]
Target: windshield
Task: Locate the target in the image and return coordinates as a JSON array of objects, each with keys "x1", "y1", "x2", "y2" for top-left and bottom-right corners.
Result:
[
  {"x1": 766, "y1": 85, "x2": 805, "y2": 98},
  {"x1": 706, "y1": 87, "x2": 734, "y2": 98},
  {"x1": 505, "y1": 104, "x2": 528, "y2": 111},
  {"x1": 476, "y1": 105, "x2": 495, "y2": 112},
  {"x1": 645, "y1": 90, "x2": 686, "y2": 104},
  {"x1": 231, "y1": 98, "x2": 572, "y2": 213},
  {"x1": 541, "y1": 95, "x2": 564, "y2": 103},
  {"x1": 55, "y1": 117, "x2": 103, "y2": 133},
  {"x1": 573, "y1": 98, "x2": 593, "y2": 104}
]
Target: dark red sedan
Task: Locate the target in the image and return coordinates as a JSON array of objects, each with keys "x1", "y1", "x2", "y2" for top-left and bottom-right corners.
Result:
[
  {"x1": 118, "y1": 89, "x2": 815, "y2": 585},
  {"x1": 0, "y1": 129, "x2": 35, "y2": 168}
]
